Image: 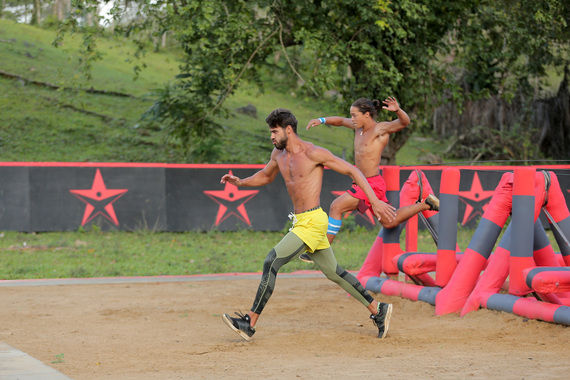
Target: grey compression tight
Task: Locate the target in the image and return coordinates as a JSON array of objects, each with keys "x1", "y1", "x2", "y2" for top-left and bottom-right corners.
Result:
[{"x1": 251, "y1": 231, "x2": 374, "y2": 314}]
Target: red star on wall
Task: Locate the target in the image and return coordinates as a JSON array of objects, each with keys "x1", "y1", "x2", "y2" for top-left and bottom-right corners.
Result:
[
  {"x1": 69, "y1": 169, "x2": 128, "y2": 226},
  {"x1": 204, "y1": 171, "x2": 259, "y2": 226},
  {"x1": 458, "y1": 171, "x2": 495, "y2": 225},
  {"x1": 331, "y1": 190, "x2": 376, "y2": 225}
]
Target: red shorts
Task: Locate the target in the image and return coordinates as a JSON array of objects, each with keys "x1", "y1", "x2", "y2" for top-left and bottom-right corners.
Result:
[{"x1": 347, "y1": 175, "x2": 389, "y2": 214}]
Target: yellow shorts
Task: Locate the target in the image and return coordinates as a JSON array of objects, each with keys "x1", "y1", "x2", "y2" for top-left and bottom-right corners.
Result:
[{"x1": 289, "y1": 207, "x2": 331, "y2": 253}]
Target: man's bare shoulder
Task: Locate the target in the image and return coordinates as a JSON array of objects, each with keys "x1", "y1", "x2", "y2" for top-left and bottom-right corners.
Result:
[
  {"x1": 303, "y1": 141, "x2": 330, "y2": 157},
  {"x1": 374, "y1": 120, "x2": 395, "y2": 136},
  {"x1": 304, "y1": 142, "x2": 342, "y2": 168},
  {"x1": 375, "y1": 117, "x2": 409, "y2": 135}
]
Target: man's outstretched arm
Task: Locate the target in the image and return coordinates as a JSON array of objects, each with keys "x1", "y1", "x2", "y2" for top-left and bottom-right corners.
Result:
[
  {"x1": 306, "y1": 116, "x2": 354, "y2": 131},
  {"x1": 221, "y1": 152, "x2": 279, "y2": 187}
]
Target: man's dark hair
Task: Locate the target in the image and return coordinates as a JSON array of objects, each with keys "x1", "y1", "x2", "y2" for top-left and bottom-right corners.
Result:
[
  {"x1": 265, "y1": 108, "x2": 298, "y2": 134},
  {"x1": 352, "y1": 98, "x2": 382, "y2": 119}
]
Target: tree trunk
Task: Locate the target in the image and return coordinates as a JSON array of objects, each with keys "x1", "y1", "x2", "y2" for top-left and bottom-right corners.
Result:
[
  {"x1": 53, "y1": 0, "x2": 59, "y2": 20},
  {"x1": 85, "y1": 2, "x2": 98, "y2": 27},
  {"x1": 53, "y1": 0, "x2": 64, "y2": 20},
  {"x1": 31, "y1": 0, "x2": 41, "y2": 25}
]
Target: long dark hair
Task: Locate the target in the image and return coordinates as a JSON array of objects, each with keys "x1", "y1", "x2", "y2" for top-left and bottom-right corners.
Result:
[{"x1": 352, "y1": 98, "x2": 381, "y2": 119}]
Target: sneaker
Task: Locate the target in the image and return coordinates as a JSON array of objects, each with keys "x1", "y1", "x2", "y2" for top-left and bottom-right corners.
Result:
[
  {"x1": 222, "y1": 311, "x2": 256, "y2": 341},
  {"x1": 299, "y1": 253, "x2": 314, "y2": 263},
  {"x1": 370, "y1": 302, "x2": 393, "y2": 339},
  {"x1": 425, "y1": 194, "x2": 440, "y2": 211}
]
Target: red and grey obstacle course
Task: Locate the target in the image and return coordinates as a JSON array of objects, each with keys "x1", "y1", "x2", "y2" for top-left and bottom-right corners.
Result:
[{"x1": 359, "y1": 166, "x2": 570, "y2": 325}]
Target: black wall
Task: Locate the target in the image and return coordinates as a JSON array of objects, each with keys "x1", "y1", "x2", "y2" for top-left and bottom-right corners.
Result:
[{"x1": 0, "y1": 164, "x2": 568, "y2": 232}]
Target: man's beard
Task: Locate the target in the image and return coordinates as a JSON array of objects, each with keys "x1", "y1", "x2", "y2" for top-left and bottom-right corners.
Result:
[{"x1": 274, "y1": 136, "x2": 288, "y2": 150}]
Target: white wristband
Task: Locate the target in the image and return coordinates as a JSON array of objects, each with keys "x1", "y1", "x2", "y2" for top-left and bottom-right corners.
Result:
[{"x1": 319, "y1": 117, "x2": 326, "y2": 124}]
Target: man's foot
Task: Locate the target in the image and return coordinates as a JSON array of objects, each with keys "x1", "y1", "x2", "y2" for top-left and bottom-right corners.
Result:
[
  {"x1": 370, "y1": 302, "x2": 392, "y2": 339},
  {"x1": 222, "y1": 312, "x2": 255, "y2": 341},
  {"x1": 425, "y1": 194, "x2": 440, "y2": 211},
  {"x1": 299, "y1": 253, "x2": 314, "y2": 263}
]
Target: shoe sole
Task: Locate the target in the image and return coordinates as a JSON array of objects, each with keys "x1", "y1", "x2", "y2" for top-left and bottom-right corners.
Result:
[
  {"x1": 380, "y1": 304, "x2": 393, "y2": 339},
  {"x1": 222, "y1": 313, "x2": 252, "y2": 341},
  {"x1": 299, "y1": 255, "x2": 314, "y2": 264}
]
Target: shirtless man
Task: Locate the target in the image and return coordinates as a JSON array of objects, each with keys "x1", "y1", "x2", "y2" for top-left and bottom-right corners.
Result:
[
  {"x1": 299, "y1": 97, "x2": 439, "y2": 262},
  {"x1": 221, "y1": 108, "x2": 394, "y2": 341}
]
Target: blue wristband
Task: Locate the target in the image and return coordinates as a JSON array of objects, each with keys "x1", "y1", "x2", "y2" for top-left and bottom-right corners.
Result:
[{"x1": 319, "y1": 117, "x2": 326, "y2": 124}]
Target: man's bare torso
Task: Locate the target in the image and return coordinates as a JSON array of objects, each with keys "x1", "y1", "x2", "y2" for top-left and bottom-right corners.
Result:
[
  {"x1": 354, "y1": 123, "x2": 389, "y2": 178},
  {"x1": 273, "y1": 142, "x2": 323, "y2": 214}
]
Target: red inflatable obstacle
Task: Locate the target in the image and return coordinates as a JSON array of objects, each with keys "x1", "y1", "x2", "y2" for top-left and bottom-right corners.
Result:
[
  {"x1": 435, "y1": 171, "x2": 514, "y2": 315},
  {"x1": 381, "y1": 166, "x2": 405, "y2": 277},
  {"x1": 458, "y1": 168, "x2": 570, "y2": 324},
  {"x1": 393, "y1": 169, "x2": 462, "y2": 284},
  {"x1": 361, "y1": 168, "x2": 444, "y2": 304},
  {"x1": 542, "y1": 171, "x2": 570, "y2": 265},
  {"x1": 360, "y1": 165, "x2": 570, "y2": 326}
]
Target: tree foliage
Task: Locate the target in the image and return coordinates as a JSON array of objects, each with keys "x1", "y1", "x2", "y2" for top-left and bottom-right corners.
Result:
[
  {"x1": 51, "y1": 0, "x2": 570, "y2": 162},
  {"x1": 452, "y1": 0, "x2": 569, "y2": 99},
  {"x1": 109, "y1": 0, "x2": 471, "y2": 162}
]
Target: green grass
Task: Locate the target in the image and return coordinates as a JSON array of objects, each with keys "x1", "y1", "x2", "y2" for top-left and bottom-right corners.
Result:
[
  {"x1": 1, "y1": 225, "x2": 559, "y2": 280},
  {"x1": 0, "y1": 20, "x2": 191, "y2": 162},
  {"x1": 0, "y1": 228, "x2": 381, "y2": 279},
  {"x1": 0, "y1": 19, "x2": 363, "y2": 164},
  {"x1": 0, "y1": 228, "x2": 433, "y2": 280},
  {"x1": 0, "y1": 19, "x2": 444, "y2": 165}
]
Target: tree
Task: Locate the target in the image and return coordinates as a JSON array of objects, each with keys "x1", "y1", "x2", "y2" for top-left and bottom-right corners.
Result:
[
  {"x1": 56, "y1": 0, "x2": 569, "y2": 163},
  {"x1": 451, "y1": 0, "x2": 569, "y2": 99},
  {"x1": 103, "y1": 0, "x2": 472, "y2": 162},
  {"x1": 433, "y1": 0, "x2": 570, "y2": 162}
]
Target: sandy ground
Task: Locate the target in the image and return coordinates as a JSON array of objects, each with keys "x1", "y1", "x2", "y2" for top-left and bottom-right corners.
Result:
[{"x1": 0, "y1": 275, "x2": 568, "y2": 379}]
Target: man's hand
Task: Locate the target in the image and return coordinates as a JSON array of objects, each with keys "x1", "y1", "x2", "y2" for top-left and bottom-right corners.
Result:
[
  {"x1": 382, "y1": 97, "x2": 400, "y2": 113},
  {"x1": 221, "y1": 173, "x2": 242, "y2": 186},
  {"x1": 306, "y1": 118, "x2": 323, "y2": 130},
  {"x1": 370, "y1": 199, "x2": 397, "y2": 223}
]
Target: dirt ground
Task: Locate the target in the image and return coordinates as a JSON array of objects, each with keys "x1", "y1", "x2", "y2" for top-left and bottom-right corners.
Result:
[{"x1": 0, "y1": 274, "x2": 568, "y2": 379}]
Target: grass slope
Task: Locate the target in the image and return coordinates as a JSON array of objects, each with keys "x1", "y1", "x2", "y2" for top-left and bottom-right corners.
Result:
[{"x1": 0, "y1": 20, "x2": 374, "y2": 164}]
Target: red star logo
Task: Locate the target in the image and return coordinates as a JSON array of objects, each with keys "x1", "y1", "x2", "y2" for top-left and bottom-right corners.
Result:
[
  {"x1": 458, "y1": 172, "x2": 495, "y2": 225},
  {"x1": 69, "y1": 169, "x2": 128, "y2": 226},
  {"x1": 331, "y1": 190, "x2": 376, "y2": 225},
  {"x1": 204, "y1": 171, "x2": 259, "y2": 226}
]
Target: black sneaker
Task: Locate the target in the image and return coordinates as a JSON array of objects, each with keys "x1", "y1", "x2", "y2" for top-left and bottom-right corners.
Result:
[
  {"x1": 222, "y1": 311, "x2": 256, "y2": 341},
  {"x1": 370, "y1": 303, "x2": 393, "y2": 339},
  {"x1": 425, "y1": 194, "x2": 440, "y2": 211},
  {"x1": 299, "y1": 253, "x2": 314, "y2": 263}
]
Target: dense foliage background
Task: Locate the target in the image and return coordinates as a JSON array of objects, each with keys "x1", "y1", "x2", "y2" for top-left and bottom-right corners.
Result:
[{"x1": 1, "y1": 0, "x2": 569, "y2": 164}]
